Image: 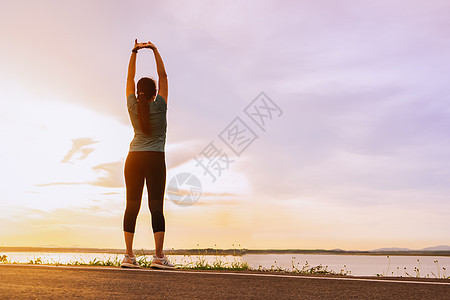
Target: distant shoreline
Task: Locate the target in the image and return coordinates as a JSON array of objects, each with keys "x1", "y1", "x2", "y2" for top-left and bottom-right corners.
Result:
[{"x1": 1, "y1": 247, "x2": 450, "y2": 256}]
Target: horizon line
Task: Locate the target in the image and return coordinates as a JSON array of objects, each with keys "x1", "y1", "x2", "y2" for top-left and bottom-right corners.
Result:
[{"x1": 1, "y1": 246, "x2": 449, "y2": 254}]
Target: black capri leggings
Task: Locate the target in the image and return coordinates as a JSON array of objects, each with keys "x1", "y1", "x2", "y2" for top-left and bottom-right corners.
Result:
[{"x1": 123, "y1": 151, "x2": 166, "y2": 234}]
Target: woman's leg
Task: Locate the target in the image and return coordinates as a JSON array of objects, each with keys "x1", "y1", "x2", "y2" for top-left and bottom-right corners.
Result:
[
  {"x1": 154, "y1": 231, "x2": 165, "y2": 258},
  {"x1": 123, "y1": 152, "x2": 145, "y2": 257},
  {"x1": 145, "y1": 152, "x2": 166, "y2": 258},
  {"x1": 123, "y1": 231, "x2": 135, "y2": 257}
]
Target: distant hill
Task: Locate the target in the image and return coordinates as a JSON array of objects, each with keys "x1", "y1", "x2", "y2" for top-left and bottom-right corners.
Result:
[
  {"x1": 420, "y1": 245, "x2": 450, "y2": 251},
  {"x1": 370, "y1": 245, "x2": 450, "y2": 252}
]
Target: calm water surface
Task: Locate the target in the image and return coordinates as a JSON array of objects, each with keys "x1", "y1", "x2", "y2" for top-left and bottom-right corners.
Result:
[{"x1": 243, "y1": 254, "x2": 450, "y2": 277}]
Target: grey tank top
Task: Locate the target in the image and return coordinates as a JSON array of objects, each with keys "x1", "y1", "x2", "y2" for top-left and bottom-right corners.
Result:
[{"x1": 127, "y1": 93, "x2": 167, "y2": 152}]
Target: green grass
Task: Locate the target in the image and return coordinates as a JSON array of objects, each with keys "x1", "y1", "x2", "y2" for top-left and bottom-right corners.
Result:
[
  {"x1": 0, "y1": 253, "x2": 352, "y2": 275},
  {"x1": 0, "y1": 252, "x2": 340, "y2": 275},
  {"x1": 0, "y1": 252, "x2": 250, "y2": 271}
]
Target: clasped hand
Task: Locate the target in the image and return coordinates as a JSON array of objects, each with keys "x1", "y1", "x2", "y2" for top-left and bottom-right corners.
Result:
[{"x1": 132, "y1": 39, "x2": 156, "y2": 51}]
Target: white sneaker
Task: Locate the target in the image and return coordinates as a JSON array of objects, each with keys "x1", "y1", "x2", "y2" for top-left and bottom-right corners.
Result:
[
  {"x1": 121, "y1": 254, "x2": 140, "y2": 268},
  {"x1": 150, "y1": 254, "x2": 175, "y2": 269}
]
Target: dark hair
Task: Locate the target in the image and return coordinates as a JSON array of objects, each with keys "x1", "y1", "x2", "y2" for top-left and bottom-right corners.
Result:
[{"x1": 136, "y1": 77, "x2": 157, "y2": 135}]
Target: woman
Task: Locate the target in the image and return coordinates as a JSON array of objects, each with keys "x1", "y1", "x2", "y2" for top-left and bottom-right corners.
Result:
[{"x1": 120, "y1": 39, "x2": 174, "y2": 269}]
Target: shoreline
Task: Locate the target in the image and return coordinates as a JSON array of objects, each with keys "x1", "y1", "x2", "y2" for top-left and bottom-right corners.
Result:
[
  {"x1": 2, "y1": 246, "x2": 450, "y2": 256},
  {"x1": 1, "y1": 263, "x2": 450, "y2": 282}
]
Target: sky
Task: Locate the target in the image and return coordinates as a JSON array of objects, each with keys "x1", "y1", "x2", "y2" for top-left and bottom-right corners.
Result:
[{"x1": 0, "y1": 0, "x2": 449, "y2": 251}]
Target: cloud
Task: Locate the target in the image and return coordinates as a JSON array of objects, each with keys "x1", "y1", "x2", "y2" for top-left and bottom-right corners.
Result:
[
  {"x1": 165, "y1": 140, "x2": 205, "y2": 169},
  {"x1": 35, "y1": 161, "x2": 125, "y2": 188},
  {"x1": 34, "y1": 182, "x2": 86, "y2": 187},
  {"x1": 61, "y1": 137, "x2": 98, "y2": 164},
  {"x1": 91, "y1": 161, "x2": 124, "y2": 188},
  {"x1": 2, "y1": 0, "x2": 450, "y2": 249}
]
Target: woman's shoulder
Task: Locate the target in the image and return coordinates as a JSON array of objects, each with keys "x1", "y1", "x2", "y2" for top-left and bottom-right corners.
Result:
[
  {"x1": 127, "y1": 93, "x2": 138, "y2": 114},
  {"x1": 152, "y1": 94, "x2": 167, "y2": 111}
]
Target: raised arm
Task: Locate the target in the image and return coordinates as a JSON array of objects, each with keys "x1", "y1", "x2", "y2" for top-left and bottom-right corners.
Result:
[
  {"x1": 126, "y1": 51, "x2": 137, "y2": 98},
  {"x1": 146, "y1": 42, "x2": 168, "y2": 103},
  {"x1": 126, "y1": 39, "x2": 148, "y2": 98}
]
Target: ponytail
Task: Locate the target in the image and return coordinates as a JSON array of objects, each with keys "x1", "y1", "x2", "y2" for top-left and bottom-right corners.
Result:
[
  {"x1": 137, "y1": 92, "x2": 152, "y2": 135},
  {"x1": 136, "y1": 77, "x2": 157, "y2": 135}
]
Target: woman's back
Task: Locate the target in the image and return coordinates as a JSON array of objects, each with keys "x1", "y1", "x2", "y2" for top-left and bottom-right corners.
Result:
[{"x1": 127, "y1": 93, "x2": 167, "y2": 152}]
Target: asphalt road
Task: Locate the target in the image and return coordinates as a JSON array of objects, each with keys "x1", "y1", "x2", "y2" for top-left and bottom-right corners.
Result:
[{"x1": 1, "y1": 264, "x2": 449, "y2": 299}]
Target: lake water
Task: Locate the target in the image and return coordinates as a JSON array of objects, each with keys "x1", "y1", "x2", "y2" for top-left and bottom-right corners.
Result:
[
  {"x1": 1, "y1": 252, "x2": 449, "y2": 278},
  {"x1": 243, "y1": 254, "x2": 450, "y2": 278}
]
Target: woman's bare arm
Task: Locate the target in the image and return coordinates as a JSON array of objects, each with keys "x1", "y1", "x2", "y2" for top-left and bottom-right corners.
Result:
[
  {"x1": 126, "y1": 51, "x2": 137, "y2": 98},
  {"x1": 146, "y1": 42, "x2": 168, "y2": 103},
  {"x1": 126, "y1": 39, "x2": 148, "y2": 98}
]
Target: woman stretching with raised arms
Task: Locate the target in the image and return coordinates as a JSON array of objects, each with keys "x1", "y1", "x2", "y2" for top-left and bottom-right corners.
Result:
[{"x1": 121, "y1": 39, "x2": 174, "y2": 269}]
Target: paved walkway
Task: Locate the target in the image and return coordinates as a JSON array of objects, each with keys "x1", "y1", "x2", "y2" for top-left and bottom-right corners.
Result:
[{"x1": 1, "y1": 264, "x2": 449, "y2": 299}]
